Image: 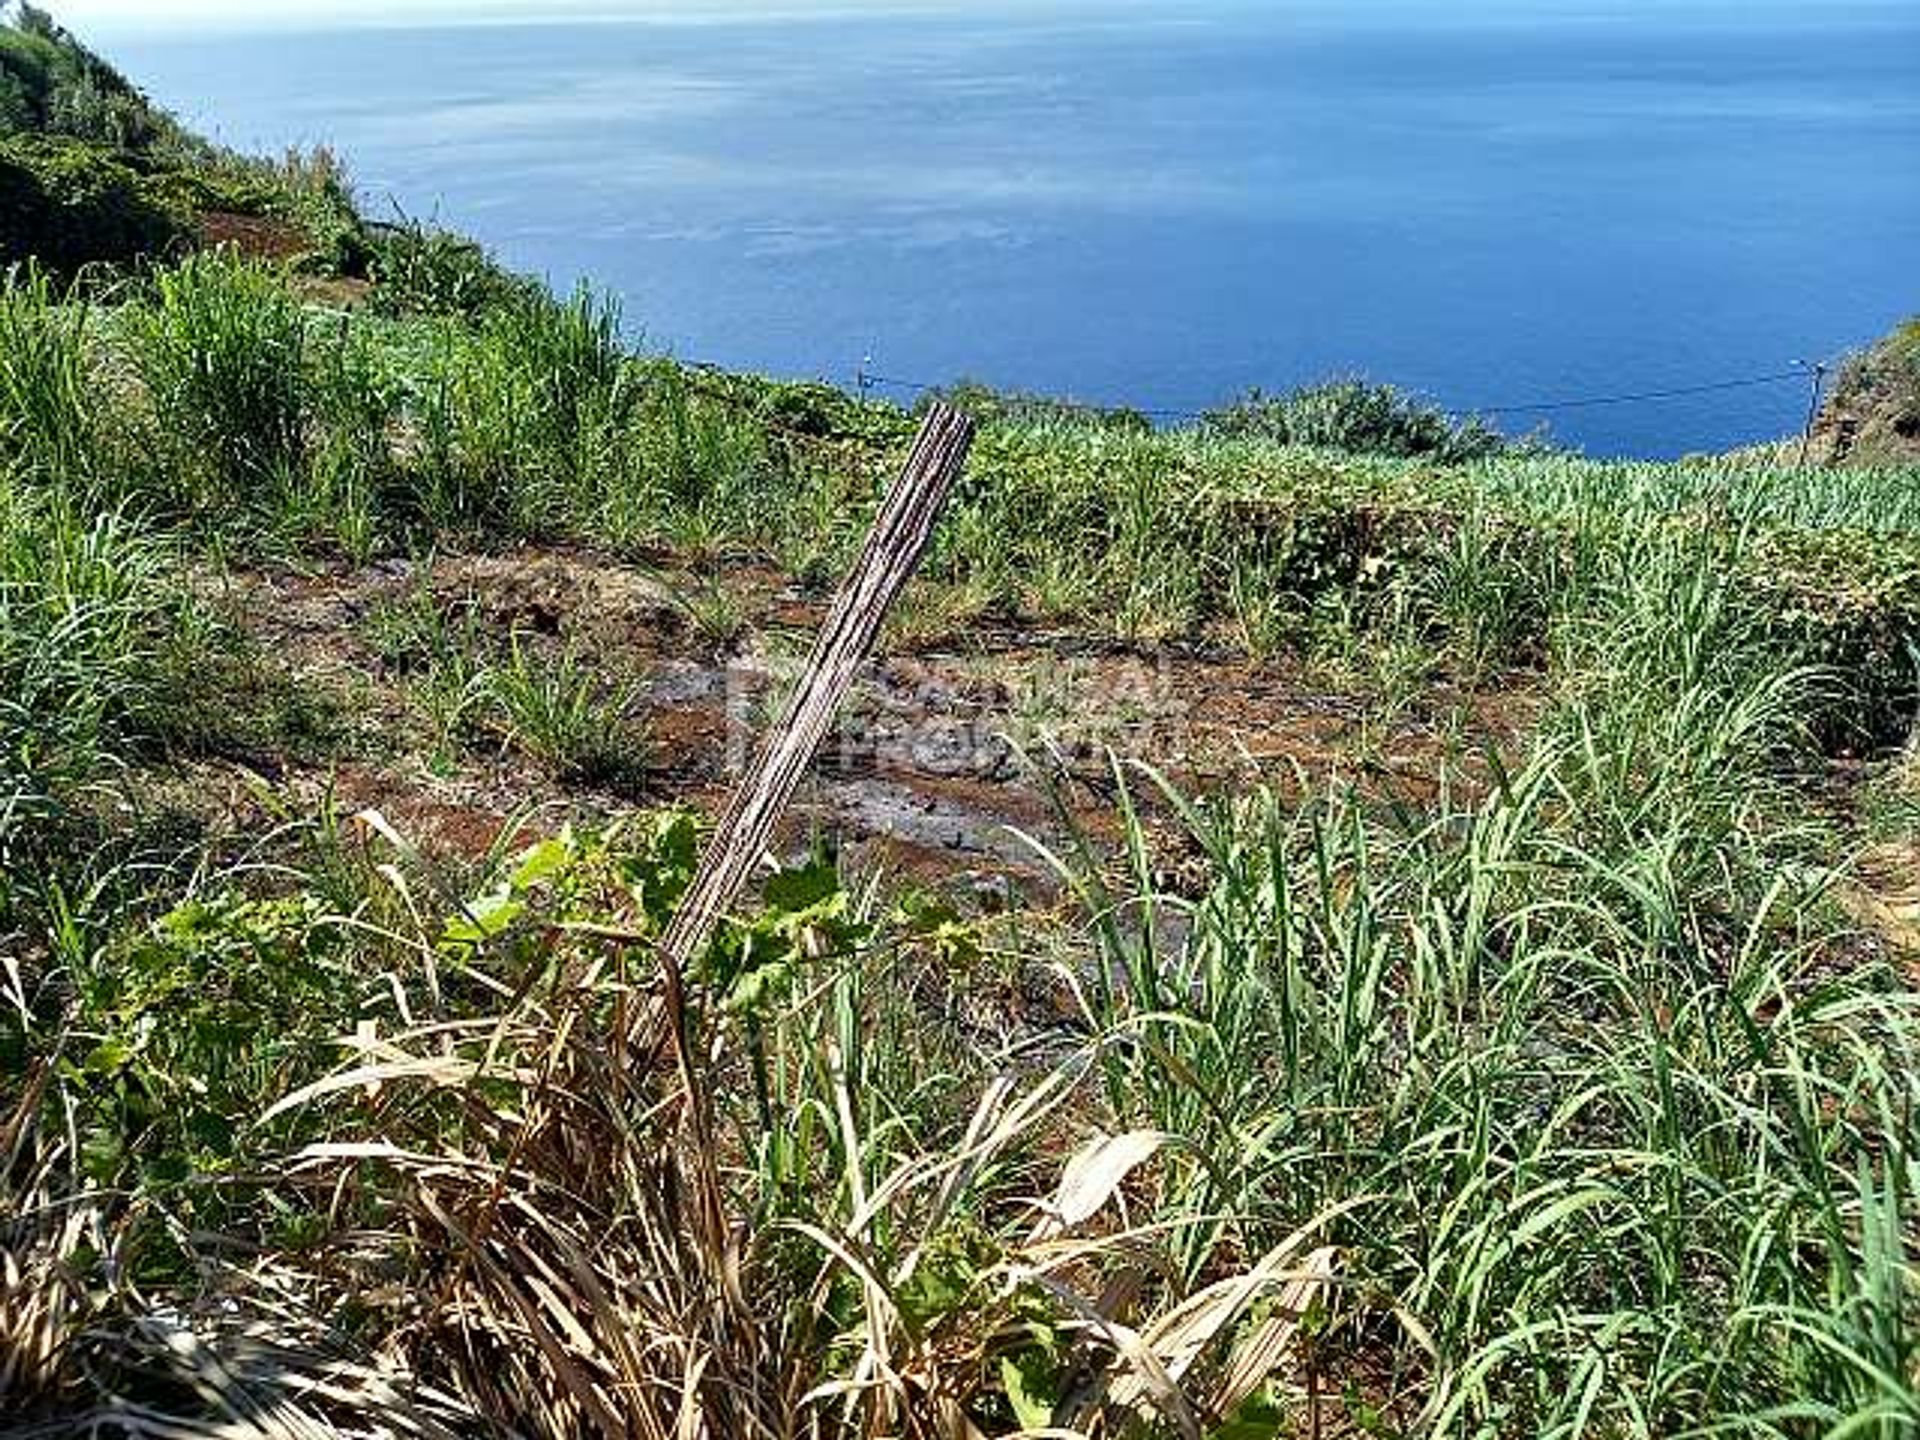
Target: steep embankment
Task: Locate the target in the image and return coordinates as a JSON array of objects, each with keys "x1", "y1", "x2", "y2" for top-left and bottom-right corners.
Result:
[
  {"x1": 1818, "y1": 316, "x2": 1920, "y2": 466},
  {"x1": 1, "y1": 5, "x2": 368, "y2": 274}
]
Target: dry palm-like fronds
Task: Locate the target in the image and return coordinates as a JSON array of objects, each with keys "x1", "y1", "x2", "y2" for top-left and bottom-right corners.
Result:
[
  {"x1": 269, "y1": 938, "x2": 1341, "y2": 1440},
  {"x1": 789, "y1": 1086, "x2": 1343, "y2": 1439},
  {"x1": 4, "y1": 1051, "x2": 475, "y2": 1438},
  {"x1": 3, "y1": 1029, "x2": 480, "y2": 1438},
  {"x1": 5, "y1": 1299, "x2": 482, "y2": 1440},
  {"x1": 2, "y1": 1056, "x2": 96, "y2": 1414},
  {"x1": 272, "y1": 956, "x2": 781, "y2": 1440}
]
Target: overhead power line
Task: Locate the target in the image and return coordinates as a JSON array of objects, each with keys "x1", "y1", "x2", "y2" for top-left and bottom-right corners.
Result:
[
  {"x1": 852, "y1": 363, "x2": 1818, "y2": 426},
  {"x1": 1473, "y1": 370, "x2": 1805, "y2": 415},
  {"x1": 679, "y1": 353, "x2": 1846, "y2": 439}
]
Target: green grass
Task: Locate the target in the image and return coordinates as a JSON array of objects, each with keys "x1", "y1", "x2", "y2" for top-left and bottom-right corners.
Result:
[
  {"x1": 2, "y1": 217, "x2": 1918, "y2": 1437},
  {"x1": 482, "y1": 631, "x2": 648, "y2": 788},
  {"x1": 8, "y1": 555, "x2": 1913, "y2": 1431},
  {"x1": 1026, "y1": 543, "x2": 1913, "y2": 1432},
  {"x1": 128, "y1": 251, "x2": 313, "y2": 507},
  {"x1": 0, "y1": 259, "x2": 97, "y2": 486},
  {"x1": 8, "y1": 250, "x2": 1908, "y2": 742},
  {"x1": 360, "y1": 581, "x2": 649, "y2": 784},
  {"x1": 0, "y1": 484, "x2": 163, "y2": 809}
]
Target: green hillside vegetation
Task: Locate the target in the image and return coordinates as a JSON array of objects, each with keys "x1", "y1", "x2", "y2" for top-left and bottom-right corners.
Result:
[
  {"x1": 3, "y1": 10, "x2": 1918, "y2": 1438},
  {"x1": 1, "y1": 5, "x2": 396, "y2": 279},
  {"x1": 0, "y1": 4, "x2": 189, "y2": 150},
  {"x1": 1822, "y1": 316, "x2": 1920, "y2": 466}
]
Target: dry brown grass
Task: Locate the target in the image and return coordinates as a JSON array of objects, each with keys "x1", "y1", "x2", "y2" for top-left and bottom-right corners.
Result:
[{"x1": 238, "y1": 930, "x2": 1335, "y2": 1439}]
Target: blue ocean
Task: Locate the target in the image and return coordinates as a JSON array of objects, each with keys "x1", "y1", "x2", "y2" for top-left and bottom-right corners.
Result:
[{"x1": 85, "y1": 1, "x2": 1920, "y2": 456}]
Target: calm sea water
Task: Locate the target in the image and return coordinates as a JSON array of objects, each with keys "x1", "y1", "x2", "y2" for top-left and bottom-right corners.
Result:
[{"x1": 85, "y1": 2, "x2": 1920, "y2": 456}]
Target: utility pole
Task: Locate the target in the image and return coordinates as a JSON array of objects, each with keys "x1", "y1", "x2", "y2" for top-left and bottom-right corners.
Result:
[{"x1": 1796, "y1": 359, "x2": 1829, "y2": 469}]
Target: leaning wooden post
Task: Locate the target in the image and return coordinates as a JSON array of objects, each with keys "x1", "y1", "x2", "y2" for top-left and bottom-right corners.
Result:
[
  {"x1": 657, "y1": 400, "x2": 975, "y2": 974},
  {"x1": 647, "y1": 402, "x2": 972, "y2": 1274}
]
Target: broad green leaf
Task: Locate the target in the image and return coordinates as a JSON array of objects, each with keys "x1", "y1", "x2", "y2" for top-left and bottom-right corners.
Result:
[
  {"x1": 511, "y1": 833, "x2": 575, "y2": 890},
  {"x1": 442, "y1": 888, "x2": 524, "y2": 945},
  {"x1": 1000, "y1": 1352, "x2": 1056, "y2": 1431}
]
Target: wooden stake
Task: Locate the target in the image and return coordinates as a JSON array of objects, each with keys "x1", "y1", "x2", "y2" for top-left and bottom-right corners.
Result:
[
  {"x1": 640, "y1": 401, "x2": 971, "y2": 1306},
  {"x1": 658, "y1": 399, "x2": 976, "y2": 974}
]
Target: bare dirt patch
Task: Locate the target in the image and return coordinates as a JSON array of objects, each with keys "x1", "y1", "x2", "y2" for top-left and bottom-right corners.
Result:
[
  {"x1": 199, "y1": 210, "x2": 313, "y2": 262},
  {"x1": 185, "y1": 545, "x2": 1540, "y2": 900},
  {"x1": 1851, "y1": 839, "x2": 1920, "y2": 972}
]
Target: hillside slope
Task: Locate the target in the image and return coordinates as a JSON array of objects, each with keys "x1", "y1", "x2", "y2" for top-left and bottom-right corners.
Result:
[
  {"x1": 1, "y1": 4, "x2": 376, "y2": 274},
  {"x1": 1819, "y1": 316, "x2": 1920, "y2": 466},
  {"x1": 0, "y1": 3, "x2": 185, "y2": 149},
  {"x1": 3, "y1": 13, "x2": 1920, "y2": 1439}
]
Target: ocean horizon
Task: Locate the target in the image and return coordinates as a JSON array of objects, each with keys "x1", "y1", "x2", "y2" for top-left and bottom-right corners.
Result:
[{"x1": 81, "y1": 0, "x2": 1920, "y2": 456}]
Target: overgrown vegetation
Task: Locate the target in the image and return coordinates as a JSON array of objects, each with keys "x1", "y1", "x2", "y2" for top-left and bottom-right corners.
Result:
[
  {"x1": 0, "y1": 5, "x2": 191, "y2": 152},
  {"x1": 1205, "y1": 378, "x2": 1519, "y2": 462},
  {"x1": 2, "y1": 10, "x2": 1917, "y2": 1436},
  {"x1": 1823, "y1": 316, "x2": 1920, "y2": 467},
  {"x1": 0, "y1": 7, "x2": 512, "y2": 286}
]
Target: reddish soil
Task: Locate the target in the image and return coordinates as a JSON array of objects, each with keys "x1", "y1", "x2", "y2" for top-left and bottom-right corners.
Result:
[
  {"x1": 179, "y1": 544, "x2": 1540, "y2": 902},
  {"x1": 195, "y1": 213, "x2": 373, "y2": 307},
  {"x1": 199, "y1": 210, "x2": 313, "y2": 262}
]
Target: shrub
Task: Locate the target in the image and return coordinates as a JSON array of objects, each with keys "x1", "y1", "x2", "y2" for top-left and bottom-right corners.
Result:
[
  {"x1": 0, "y1": 133, "x2": 191, "y2": 273},
  {"x1": 3, "y1": 15, "x2": 368, "y2": 276},
  {"x1": 364, "y1": 216, "x2": 536, "y2": 317},
  {"x1": 1206, "y1": 377, "x2": 1517, "y2": 461},
  {"x1": 63, "y1": 888, "x2": 365, "y2": 1199},
  {"x1": 921, "y1": 376, "x2": 1153, "y2": 434},
  {"x1": 247, "y1": 144, "x2": 368, "y2": 274}
]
